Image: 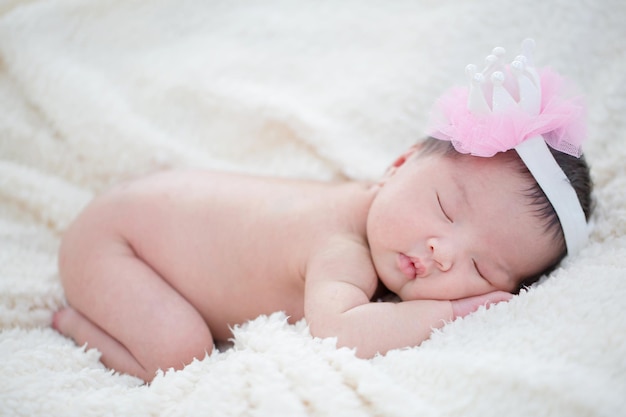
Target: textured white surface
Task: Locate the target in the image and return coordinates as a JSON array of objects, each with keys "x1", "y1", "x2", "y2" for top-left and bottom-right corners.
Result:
[{"x1": 1, "y1": 0, "x2": 625, "y2": 416}]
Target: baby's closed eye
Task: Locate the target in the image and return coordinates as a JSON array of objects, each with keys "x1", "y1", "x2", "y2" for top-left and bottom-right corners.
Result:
[{"x1": 436, "y1": 192, "x2": 453, "y2": 223}]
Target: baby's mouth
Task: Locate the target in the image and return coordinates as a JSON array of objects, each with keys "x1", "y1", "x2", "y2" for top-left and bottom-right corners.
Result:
[{"x1": 397, "y1": 253, "x2": 425, "y2": 279}]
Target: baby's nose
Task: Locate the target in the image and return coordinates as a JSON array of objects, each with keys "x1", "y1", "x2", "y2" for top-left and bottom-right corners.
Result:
[{"x1": 427, "y1": 238, "x2": 453, "y2": 272}]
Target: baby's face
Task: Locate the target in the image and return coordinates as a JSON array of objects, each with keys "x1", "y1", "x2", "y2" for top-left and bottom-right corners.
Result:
[{"x1": 366, "y1": 150, "x2": 561, "y2": 301}]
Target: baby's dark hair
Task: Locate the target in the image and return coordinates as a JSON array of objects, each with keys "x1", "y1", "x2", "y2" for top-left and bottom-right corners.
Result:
[{"x1": 418, "y1": 137, "x2": 593, "y2": 291}]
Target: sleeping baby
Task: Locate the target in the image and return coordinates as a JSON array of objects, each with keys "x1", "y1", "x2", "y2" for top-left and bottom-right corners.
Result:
[{"x1": 53, "y1": 40, "x2": 593, "y2": 383}]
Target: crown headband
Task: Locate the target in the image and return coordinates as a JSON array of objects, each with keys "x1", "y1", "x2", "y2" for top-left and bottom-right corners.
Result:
[{"x1": 428, "y1": 38, "x2": 588, "y2": 256}]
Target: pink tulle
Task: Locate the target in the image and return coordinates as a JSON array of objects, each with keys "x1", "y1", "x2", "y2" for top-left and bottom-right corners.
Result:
[{"x1": 428, "y1": 68, "x2": 586, "y2": 157}]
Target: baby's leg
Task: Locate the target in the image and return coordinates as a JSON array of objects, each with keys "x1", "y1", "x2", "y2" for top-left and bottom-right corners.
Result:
[
  {"x1": 53, "y1": 306, "x2": 148, "y2": 378},
  {"x1": 57, "y1": 196, "x2": 214, "y2": 382}
]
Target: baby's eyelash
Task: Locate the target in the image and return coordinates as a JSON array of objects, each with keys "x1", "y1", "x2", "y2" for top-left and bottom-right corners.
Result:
[
  {"x1": 473, "y1": 259, "x2": 486, "y2": 281},
  {"x1": 436, "y1": 192, "x2": 453, "y2": 222}
]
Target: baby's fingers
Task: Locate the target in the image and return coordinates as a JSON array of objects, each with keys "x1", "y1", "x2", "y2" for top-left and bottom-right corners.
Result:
[{"x1": 451, "y1": 291, "x2": 513, "y2": 318}]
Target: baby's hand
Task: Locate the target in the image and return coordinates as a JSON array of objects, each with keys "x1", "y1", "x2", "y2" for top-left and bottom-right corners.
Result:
[{"x1": 450, "y1": 291, "x2": 513, "y2": 319}]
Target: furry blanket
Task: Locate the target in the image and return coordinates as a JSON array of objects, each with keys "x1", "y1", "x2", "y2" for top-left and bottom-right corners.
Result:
[{"x1": 1, "y1": 0, "x2": 625, "y2": 416}]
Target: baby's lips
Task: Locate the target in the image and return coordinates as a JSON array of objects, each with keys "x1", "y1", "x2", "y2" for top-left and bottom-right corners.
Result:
[
  {"x1": 408, "y1": 256, "x2": 426, "y2": 277},
  {"x1": 397, "y1": 253, "x2": 416, "y2": 279},
  {"x1": 397, "y1": 253, "x2": 427, "y2": 279}
]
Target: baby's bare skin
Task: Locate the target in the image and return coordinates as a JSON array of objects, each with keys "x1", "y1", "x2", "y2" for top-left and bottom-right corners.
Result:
[
  {"x1": 97, "y1": 170, "x2": 374, "y2": 340},
  {"x1": 56, "y1": 150, "x2": 554, "y2": 382},
  {"x1": 56, "y1": 170, "x2": 380, "y2": 379}
]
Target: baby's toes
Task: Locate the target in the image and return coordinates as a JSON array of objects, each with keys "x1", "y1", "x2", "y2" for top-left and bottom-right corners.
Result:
[{"x1": 51, "y1": 306, "x2": 76, "y2": 335}]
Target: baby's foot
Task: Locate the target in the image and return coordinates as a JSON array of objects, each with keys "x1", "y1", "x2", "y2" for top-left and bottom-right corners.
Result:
[
  {"x1": 52, "y1": 306, "x2": 155, "y2": 382},
  {"x1": 52, "y1": 306, "x2": 81, "y2": 339}
]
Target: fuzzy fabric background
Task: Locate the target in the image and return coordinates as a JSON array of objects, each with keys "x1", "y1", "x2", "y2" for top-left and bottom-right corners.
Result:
[{"x1": 1, "y1": 0, "x2": 625, "y2": 416}]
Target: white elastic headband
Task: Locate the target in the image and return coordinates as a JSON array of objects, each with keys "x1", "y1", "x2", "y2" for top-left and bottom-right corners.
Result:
[{"x1": 515, "y1": 136, "x2": 588, "y2": 256}]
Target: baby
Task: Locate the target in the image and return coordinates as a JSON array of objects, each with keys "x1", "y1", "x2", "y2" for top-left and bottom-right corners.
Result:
[{"x1": 53, "y1": 40, "x2": 593, "y2": 383}]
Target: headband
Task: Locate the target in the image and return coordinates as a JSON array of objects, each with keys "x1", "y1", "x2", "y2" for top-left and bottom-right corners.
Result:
[{"x1": 428, "y1": 39, "x2": 588, "y2": 256}]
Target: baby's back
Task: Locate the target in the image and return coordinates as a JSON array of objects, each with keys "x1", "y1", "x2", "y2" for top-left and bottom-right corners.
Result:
[{"x1": 76, "y1": 170, "x2": 361, "y2": 340}]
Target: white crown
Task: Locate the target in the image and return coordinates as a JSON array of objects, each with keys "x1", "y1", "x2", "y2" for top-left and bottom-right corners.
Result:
[{"x1": 466, "y1": 38, "x2": 541, "y2": 116}]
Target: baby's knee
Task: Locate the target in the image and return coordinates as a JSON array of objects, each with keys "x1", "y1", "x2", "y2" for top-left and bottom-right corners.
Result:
[{"x1": 145, "y1": 324, "x2": 214, "y2": 376}]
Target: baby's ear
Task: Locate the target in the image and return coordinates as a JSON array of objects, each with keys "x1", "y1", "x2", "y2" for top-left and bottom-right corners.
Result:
[{"x1": 383, "y1": 145, "x2": 421, "y2": 179}]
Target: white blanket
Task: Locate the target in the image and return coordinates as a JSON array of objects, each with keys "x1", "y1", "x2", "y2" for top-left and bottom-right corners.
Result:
[{"x1": 1, "y1": 1, "x2": 625, "y2": 416}]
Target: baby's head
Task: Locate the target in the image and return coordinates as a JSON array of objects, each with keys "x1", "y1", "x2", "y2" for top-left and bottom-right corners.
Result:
[
  {"x1": 367, "y1": 39, "x2": 593, "y2": 300},
  {"x1": 418, "y1": 136, "x2": 593, "y2": 290},
  {"x1": 367, "y1": 138, "x2": 592, "y2": 301},
  {"x1": 425, "y1": 39, "x2": 594, "y2": 291}
]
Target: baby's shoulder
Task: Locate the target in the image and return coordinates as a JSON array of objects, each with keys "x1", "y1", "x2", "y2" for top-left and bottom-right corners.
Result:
[{"x1": 307, "y1": 231, "x2": 375, "y2": 276}]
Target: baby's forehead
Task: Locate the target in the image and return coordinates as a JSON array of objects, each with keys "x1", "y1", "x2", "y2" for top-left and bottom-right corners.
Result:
[{"x1": 440, "y1": 151, "x2": 527, "y2": 184}]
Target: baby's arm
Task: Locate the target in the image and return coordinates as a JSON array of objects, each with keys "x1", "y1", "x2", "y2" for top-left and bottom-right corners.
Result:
[{"x1": 304, "y1": 236, "x2": 510, "y2": 357}]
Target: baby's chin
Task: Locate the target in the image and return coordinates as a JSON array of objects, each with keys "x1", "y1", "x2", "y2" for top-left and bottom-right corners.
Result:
[
  {"x1": 394, "y1": 286, "x2": 424, "y2": 302},
  {"x1": 395, "y1": 285, "x2": 453, "y2": 302}
]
